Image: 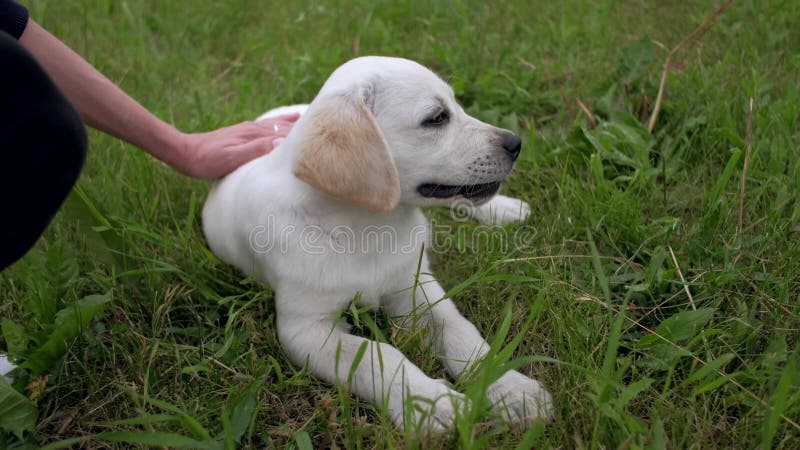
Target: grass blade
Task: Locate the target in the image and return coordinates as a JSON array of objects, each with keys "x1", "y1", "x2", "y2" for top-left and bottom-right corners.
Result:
[
  {"x1": 586, "y1": 228, "x2": 611, "y2": 301},
  {"x1": 120, "y1": 386, "x2": 213, "y2": 441},
  {"x1": 760, "y1": 358, "x2": 797, "y2": 449}
]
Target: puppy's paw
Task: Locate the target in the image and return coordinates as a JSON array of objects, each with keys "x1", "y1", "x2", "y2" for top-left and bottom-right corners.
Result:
[
  {"x1": 470, "y1": 195, "x2": 531, "y2": 227},
  {"x1": 488, "y1": 370, "x2": 552, "y2": 427},
  {"x1": 392, "y1": 379, "x2": 467, "y2": 434}
]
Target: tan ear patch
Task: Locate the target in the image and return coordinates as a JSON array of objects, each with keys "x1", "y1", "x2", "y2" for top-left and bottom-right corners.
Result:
[{"x1": 293, "y1": 93, "x2": 401, "y2": 212}]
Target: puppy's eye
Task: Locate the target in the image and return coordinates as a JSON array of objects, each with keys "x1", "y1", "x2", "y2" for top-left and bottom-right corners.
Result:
[{"x1": 422, "y1": 110, "x2": 450, "y2": 127}]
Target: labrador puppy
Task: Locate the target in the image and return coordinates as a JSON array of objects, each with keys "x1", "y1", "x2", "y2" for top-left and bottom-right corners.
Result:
[{"x1": 203, "y1": 56, "x2": 552, "y2": 432}]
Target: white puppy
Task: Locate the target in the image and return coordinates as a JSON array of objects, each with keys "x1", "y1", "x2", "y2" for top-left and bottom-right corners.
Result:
[{"x1": 203, "y1": 56, "x2": 551, "y2": 432}]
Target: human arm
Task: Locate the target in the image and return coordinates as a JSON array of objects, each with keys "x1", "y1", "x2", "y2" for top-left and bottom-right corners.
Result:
[{"x1": 17, "y1": 19, "x2": 297, "y2": 179}]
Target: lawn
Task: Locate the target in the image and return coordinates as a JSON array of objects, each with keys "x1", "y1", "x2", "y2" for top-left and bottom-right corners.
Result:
[{"x1": 1, "y1": 0, "x2": 799, "y2": 448}]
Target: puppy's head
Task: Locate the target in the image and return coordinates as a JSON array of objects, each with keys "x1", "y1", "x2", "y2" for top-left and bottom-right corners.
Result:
[{"x1": 293, "y1": 56, "x2": 522, "y2": 212}]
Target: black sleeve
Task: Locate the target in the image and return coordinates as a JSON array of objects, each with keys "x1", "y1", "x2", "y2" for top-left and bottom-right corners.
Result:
[{"x1": 0, "y1": 0, "x2": 28, "y2": 39}]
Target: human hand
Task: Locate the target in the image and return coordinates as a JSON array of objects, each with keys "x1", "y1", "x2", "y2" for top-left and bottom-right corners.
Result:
[{"x1": 173, "y1": 113, "x2": 300, "y2": 179}]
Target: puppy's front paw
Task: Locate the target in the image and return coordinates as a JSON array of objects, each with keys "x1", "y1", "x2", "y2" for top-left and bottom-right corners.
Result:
[
  {"x1": 471, "y1": 195, "x2": 531, "y2": 227},
  {"x1": 488, "y1": 370, "x2": 552, "y2": 426},
  {"x1": 392, "y1": 379, "x2": 467, "y2": 434}
]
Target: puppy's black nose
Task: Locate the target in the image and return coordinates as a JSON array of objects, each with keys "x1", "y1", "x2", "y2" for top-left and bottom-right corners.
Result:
[{"x1": 502, "y1": 132, "x2": 522, "y2": 160}]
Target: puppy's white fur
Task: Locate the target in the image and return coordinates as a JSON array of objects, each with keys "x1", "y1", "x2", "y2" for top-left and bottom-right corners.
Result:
[{"x1": 203, "y1": 57, "x2": 550, "y2": 431}]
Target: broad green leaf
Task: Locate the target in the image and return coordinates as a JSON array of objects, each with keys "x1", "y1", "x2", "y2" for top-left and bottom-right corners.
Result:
[
  {"x1": 294, "y1": 431, "x2": 313, "y2": 450},
  {"x1": 225, "y1": 379, "x2": 261, "y2": 444},
  {"x1": 24, "y1": 294, "x2": 111, "y2": 376},
  {"x1": 606, "y1": 121, "x2": 651, "y2": 162},
  {"x1": 1, "y1": 318, "x2": 29, "y2": 359},
  {"x1": 694, "y1": 373, "x2": 737, "y2": 395},
  {"x1": 637, "y1": 308, "x2": 716, "y2": 348},
  {"x1": 0, "y1": 377, "x2": 37, "y2": 440},
  {"x1": 44, "y1": 241, "x2": 79, "y2": 296},
  {"x1": 683, "y1": 353, "x2": 735, "y2": 386}
]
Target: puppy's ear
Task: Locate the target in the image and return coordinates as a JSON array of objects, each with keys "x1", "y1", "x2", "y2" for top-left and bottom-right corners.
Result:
[{"x1": 293, "y1": 89, "x2": 400, "y2": 213}]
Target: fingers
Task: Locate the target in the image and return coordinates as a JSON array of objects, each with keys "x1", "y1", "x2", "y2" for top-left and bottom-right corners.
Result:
[
  {"x1": 276, "y1": 112, "x2": 301, "y2": 122},
  {"x1": 182, "y1": 114, "x2": 300, "y2": 178},
  {"x1": 232, "y1": 117, "x2": 296, "y2": 140},
  {"x1": 252, "y1": 113, "x2": 301, "y2": 134},
  {"x1": 255, "y1": 112, "x2": 301, "y2": 123},
  {"x1": 265, "y1": 120, "x2": 296, "y2": 137},
  {"x1": 232, "y1": 135, "x2": 280, "y2": 161},
  {"x1": 198, "y1": 136, "x2": 276, "y2": 179},
  {"x1": 216, "y1": 134, "x2": 286, "y2": 177},
  {"x1": 224, "y1": 113, "x2": 301, "y2": 139}
]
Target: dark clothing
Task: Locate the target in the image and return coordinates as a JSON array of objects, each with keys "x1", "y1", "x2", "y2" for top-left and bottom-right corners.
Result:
[
  {"x1": 0, "y1": 0, "x2": 28, "y2": 39},
  {"x1": 0, "y1": 30, "x2": 87, "y2": 270}
]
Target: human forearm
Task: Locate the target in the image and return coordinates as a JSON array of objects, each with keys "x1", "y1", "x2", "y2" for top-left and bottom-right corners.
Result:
[
  {"x1": 17, "y1": 18, "x2": 298, "y2": 179},
  {"x1": 18, "y1": 20, "x2": 185, "y2": 168}
]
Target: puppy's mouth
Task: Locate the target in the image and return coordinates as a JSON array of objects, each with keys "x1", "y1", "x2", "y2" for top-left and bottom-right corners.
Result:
[{"x1": 417, "y1": 181, "x2": 500, "y2": 200}]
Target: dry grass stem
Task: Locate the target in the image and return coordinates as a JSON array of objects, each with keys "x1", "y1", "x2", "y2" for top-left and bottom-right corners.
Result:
[
  {"x1": 647, "y1": 0, "x2": 733, "y2": 133},
  {"x1": 668, "y1": 245, "x2": 696, "y2": 310},
  {"x1": 576, "y1": 98, "x2": 597, "y2": 129}
]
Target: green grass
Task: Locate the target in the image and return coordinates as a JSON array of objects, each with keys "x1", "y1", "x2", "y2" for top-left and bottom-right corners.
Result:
[{"x1": 2, "y1": 0, "x2": 799, "y2": 448}]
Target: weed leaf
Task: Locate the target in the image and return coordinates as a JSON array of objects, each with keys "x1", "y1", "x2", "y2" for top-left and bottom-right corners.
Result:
[
  {"x1": 23, "y1": 294, "x2": 111, "y2": 376},
  {"x1": 294, "y1": 431, "x2": 314, "y2": 450},
  {"x1": 0, "y1": 318, "x2": 29, "y2": 360},
  {"x1": 224, "y1": 378, "x2": 262, "y2": 445},
  {"x1": 683, "y1": 353, "x2": 735, "y2": 387},
  {"x1": 637, "y1": 308, "x2": 716, "y2": 348},
  {"x1": 0, "y1": 377, "x2": 37, "y2": 440}
]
